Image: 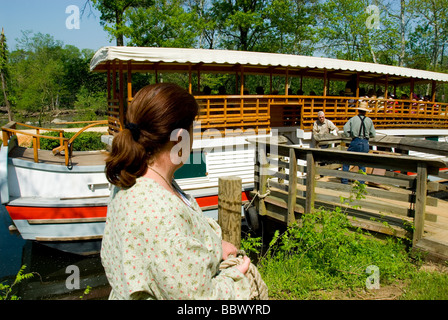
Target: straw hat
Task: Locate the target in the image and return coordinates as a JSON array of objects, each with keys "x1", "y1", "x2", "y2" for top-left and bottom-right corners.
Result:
[{"x1": 356, "y1": 101, "x2": 371, "y2": 112}]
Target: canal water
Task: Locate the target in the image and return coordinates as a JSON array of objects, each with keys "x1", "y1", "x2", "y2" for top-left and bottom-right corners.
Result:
[{"x1": 0, "y1": 206, "x2": 111, "y2": 300}]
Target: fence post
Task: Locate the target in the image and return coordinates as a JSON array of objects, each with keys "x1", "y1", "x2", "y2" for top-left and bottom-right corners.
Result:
[
  {"x1": 218, "y1": 176, "x2": 242, "y2": 248},
  {"x1": 257, "y1": 144, "x2": 269, "y2": 216},
  {"x1": 413, "y1": 162, "x2": 428, "y2": 246},
  {"x1": 287, "y1": 148, "x2": 298, "y2": 225},
  {"x1": 305, "y1": 151, "x2": 316, "y2": 214}
]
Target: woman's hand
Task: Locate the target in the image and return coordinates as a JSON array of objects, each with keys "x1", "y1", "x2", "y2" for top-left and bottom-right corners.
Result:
[
  {"x1": 236, "y1": 256, "x2": 251, "y2": 275},
  {"x1": 221, "y1": 240, "x2": 251, "y2": 275},
  {"x1": 221, "y1": 240, "x2": 237, "y2": 260}
]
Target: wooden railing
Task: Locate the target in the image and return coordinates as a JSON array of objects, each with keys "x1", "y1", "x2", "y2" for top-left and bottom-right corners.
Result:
[
  {"x1": 1, "y1": 121, "x2": 108, "y2": 166},
  {"x1": 195, "y1": 95, "x2": 271, "y2": 134},
  {"x1": 190, "y1": 95, "x2": 448, "y2": 134},
  {"x1": 250, "y1": 138, "x2": 447, "y2": 246},
  {"x1": 2, "y1": 122, "x2": 69, "y2": 165}
]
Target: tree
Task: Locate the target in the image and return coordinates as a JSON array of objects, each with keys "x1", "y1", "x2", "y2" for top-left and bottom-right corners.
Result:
[
  {"x1": 381, "y1": 0, "x2": 416, "y2": 67},
  {"x1": 90, "y1": 0, "x2": 153, "y2": 46},
  {"x1": 212, "y1": 0, "x2": 271, "y2": 51},
  {"x1": 317, "y1": 0, "x2": 403, "y2": 64},
  {"x1": 264, "y1": 0, "x2": 319, "y2": 54},
  {"x1": 6, "y1": 31, "x2": 106, "y2": 124},
  {"x1": 187, "y1": 0, "x2": 219, "y2": 49},
  {"x1": 10, "y1": 31, "x2": 66, "y2": 120},
  {"x1": 407, "y1": 0, "x2": 448, "y2": 71},
  {"x1": 125, "y1": 0, "x2": 201, "y2": 48},
  {"x1": 0, "y1": 28, "x2": 13, "y2": 121}
]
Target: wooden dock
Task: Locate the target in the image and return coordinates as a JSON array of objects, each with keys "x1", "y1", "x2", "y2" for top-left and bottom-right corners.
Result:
[{"x1": 249, "y1": 137, "x2": 448, "y2": 262}]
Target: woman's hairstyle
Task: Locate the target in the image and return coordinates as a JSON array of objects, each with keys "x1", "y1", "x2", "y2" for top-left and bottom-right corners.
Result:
[{"x1": 105, "y1": 83, "x2": 199, "y2": 189}]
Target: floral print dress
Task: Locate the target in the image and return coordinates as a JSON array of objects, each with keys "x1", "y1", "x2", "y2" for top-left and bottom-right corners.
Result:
[{"x1": 101, "y1": 177, "x2": 251, "y2": 300}]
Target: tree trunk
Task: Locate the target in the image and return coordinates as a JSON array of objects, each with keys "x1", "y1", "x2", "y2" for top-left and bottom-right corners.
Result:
[{"x1": 0, "y1": 71, "x2": 12, "y2": 121}]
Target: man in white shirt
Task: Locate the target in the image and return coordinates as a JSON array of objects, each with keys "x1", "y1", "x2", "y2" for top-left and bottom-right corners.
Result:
[{"x1": 312, "y1": 111, "x2": 338, "y2": 148}]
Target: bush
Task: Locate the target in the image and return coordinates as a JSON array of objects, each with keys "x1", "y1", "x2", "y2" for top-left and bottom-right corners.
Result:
[
  {"x1": 37, "y1": 131, "x2": 106, "y2": 151},
  {"x1": 255, "y1": 207, "x2": 418, "y2": 299},
  {"x1": 244, "y1": 182, "x2": 421, "y2": 299}
]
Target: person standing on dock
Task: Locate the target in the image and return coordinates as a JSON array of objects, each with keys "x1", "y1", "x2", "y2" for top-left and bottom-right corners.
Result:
[
  {"x1": 101, "y1": 83, "x2": 253, "y2": 300},
  {"x1": 312, "y1": 111, "x2": 339, "y2": 148},
  {"x1": 341, "y1": 102, "x2": 376, "y2": 184}
]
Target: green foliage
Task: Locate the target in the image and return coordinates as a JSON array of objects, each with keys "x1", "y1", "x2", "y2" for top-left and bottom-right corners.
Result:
[
  {"x1": 4, "y1": 31, "x2": 106, "y2": 121},
  {"x1": 240, "y1": 233, "x2": 263, "y2": 257},
  {"x1": 400, "y1": 271, "x2": 448, "y2": 300},
  {"x1": 0, "y1": 265, "x2": 37, "y2": 300},
  {"x1": 37, "y1": 131, "x2": 107, "y2": 152},
  {"x1": 125, "y1": 0, "x2": 201, "y2": 48},
  {"x1": 251, "y1": 182, "x2": 421, "y2": 299},
  {"x1": 257, "y1": 209, "x2": 417, "y2": 299},
  {"x1": 79, "y1": 285, "x2": 92, "y2": 300}
]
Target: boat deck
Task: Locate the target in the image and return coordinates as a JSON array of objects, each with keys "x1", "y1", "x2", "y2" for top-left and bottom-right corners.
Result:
[{"x1": 9, "y1": 147, "x2": 108, "y2": 166}]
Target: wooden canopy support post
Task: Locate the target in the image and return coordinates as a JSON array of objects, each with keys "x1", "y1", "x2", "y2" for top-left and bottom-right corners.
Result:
[
  {"x1": 305, "y1": 151, "x2": 316, "y2": 214},
  {"x1": 431, "y1": 80, "x2": 437, "y2": 102},
  {"x1": 384, "y1": 74, "x2": 389, "y2": 99},
  {"x1": 188, "y1": 63, "x2": 192, "y2": 94},
  {"x1": 323, "y1": 69, "x2": 328, "y2": 97},
  {"x1": 240, "y1": 65, "x2": 244, "y2": 95},
  {"x1": 119, "y1": 61, "x2": 125, "y2": 129},
  {"x1": 197, "y1": 68, "x2": 201, "y2": 94},
  {"x1": 356, "y1": 72, "x2": 360, "y2": 97},
  {"x1": 413, "y1": 162, "x2": 428, "y2": 246},
  {"x1": 112, "y1": 61, "x2": 117, "y2": 100},
  {"x1": 155, "y1": 63, "x2": 159, "y2": 83},
  {"x1": 127, "y1": 61, "x2": 132, "y2": 104},
  {"x1": 107, "y1": 61, "x2": 111, "y2": 100},
  {"x1": 218, "y1": 176, "x2": 242, "y2": 248},
  {"x1": 410, "y1": 78, "x2": 415, "y2": 98}
]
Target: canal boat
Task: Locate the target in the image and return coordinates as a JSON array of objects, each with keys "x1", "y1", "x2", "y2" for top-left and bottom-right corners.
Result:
[{"x1": 2, "y1": 46, "x2": 448, "y2": 247}]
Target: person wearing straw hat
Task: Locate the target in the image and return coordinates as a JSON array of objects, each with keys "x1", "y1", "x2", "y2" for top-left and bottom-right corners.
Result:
[{"x1": 341, "y1": 101, "x2": 376, "y2": 184}]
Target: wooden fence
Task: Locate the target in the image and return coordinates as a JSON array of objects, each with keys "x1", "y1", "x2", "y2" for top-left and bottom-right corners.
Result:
[{"x1": 250, "y1": 139, "x2": 447, "y2": 246}]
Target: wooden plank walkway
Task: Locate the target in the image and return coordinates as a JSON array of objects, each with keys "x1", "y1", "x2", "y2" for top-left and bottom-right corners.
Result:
[{"x1": 250, "y1": 138, "x2": 448, "y2": 262}]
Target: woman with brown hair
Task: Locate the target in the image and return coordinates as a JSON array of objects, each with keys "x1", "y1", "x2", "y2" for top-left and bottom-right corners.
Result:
[{"x1": 101, "y1": 83, "x2": 251, "y2": 300}]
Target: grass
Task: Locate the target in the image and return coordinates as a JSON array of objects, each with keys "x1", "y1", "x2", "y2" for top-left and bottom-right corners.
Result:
[
  {"x1": 400, "y1": 271, "x2": 448, "y2": 300},
  {"x1": 241, "y1": 181, "x2": 448, "y2": 300}
]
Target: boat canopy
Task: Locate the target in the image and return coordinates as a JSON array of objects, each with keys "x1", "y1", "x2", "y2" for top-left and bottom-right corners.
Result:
[{"x1": 90, "y1": 46, "x2": 448, "y2": 85}]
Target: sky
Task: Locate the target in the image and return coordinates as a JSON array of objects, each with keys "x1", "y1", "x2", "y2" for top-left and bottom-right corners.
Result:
[{"x1": 0, "y1": 0, "x2": 114, "y2": 51}]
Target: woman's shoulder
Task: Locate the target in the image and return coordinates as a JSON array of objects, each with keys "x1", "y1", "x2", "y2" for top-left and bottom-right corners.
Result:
[{"x1": 110, "y1": 178, "x2": 176, "y2": 211}]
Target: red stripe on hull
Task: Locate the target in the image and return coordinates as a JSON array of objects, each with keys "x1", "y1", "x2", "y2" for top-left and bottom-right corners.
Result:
[
  {"x1": 6, "y1": 192, "x2": 250, "y2": 221},
  {"x1": 6, "y1": 205, "x2": 108, "y2": 221},
  {"x1": 195, "y1": 192, "x2": 249, "y2": 207}
]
